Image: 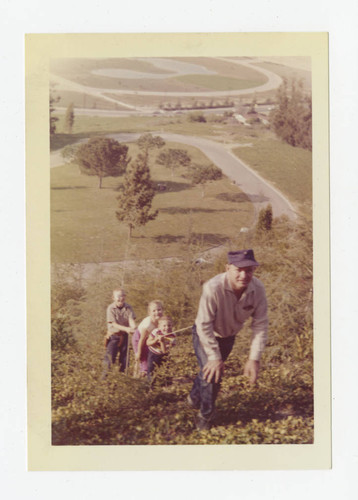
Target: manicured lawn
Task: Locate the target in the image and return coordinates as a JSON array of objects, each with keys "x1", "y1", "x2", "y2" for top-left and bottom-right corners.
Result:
[
  {"x1": 232, "y1": 139, "x2": 312, "y2": 205},
  {"x1": 51, "y1": 142, "x2": 254, "y2": 263},
  {"x1": 174, "y1": 74, "x2": 263, "y2": 91}
]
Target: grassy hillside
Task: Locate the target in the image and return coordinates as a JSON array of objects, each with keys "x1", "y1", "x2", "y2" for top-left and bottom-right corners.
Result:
[{"x1": 51, "y1": 215, "x2": 313, "y2": 445}]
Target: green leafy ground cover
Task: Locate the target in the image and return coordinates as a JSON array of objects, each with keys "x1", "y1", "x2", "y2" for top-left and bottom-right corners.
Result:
[
  {"x1": 51, "y1": 216, "x2": 313, "y2": 445},
  {"x1": 51, "y1": 141, "x2": 254, "y2": 263}
]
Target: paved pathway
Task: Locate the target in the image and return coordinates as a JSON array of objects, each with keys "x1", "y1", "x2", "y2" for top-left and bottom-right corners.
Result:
[{"x1": 108, "y1": 132, "x2": 297, "y2": 221}]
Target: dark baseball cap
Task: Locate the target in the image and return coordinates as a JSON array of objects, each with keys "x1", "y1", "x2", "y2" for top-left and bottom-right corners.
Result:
[{"x1": 227, "y1": 249, "x2": 259, "y2": 267}]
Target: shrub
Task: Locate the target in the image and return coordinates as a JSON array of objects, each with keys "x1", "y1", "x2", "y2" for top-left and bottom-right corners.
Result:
[
  {"x1": 256, "y1": 204, "x2": 273, "y2": 232},
  {"x1": 188, "y1": 112, "x2": 206, "y2": 123}
]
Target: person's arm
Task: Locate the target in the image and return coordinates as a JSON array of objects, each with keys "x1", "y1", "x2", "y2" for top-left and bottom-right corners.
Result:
[
  {"x1": 146, "y1": 331, "x2": 159, "y2": 347},
  {"x1": 108, "y1": 309, "x2": 137, "y2": 335},
  {"x1": 159, "y1": 338, "x2": 167, "y2": 354},
  {"x1": 136, "y1": 325, "x2": 150, "y2": 360},
  {"x1": 195, "y1": 284, "x2": 224, "y2": 383},
  {"x1": 195, "y1": 284, "x2": 221, "y2": 361},
  {"x1": 244, "y1": 283, "x2": 268, "y2": 385}
]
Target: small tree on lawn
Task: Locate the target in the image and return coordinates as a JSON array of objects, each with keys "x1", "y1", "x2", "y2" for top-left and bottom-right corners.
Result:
[
  {"x1": 116, "y1": 154, "x2": 158, "y2": 238},
  {"x1": 186, "y1": 163, "x2": 222, "y2": 197},
  {"x1": 75, "y1": 137, "x2": 130, "y2": 188},
  {"x1": 156, "y1": 148, "x2": 191, "y2": 178},
  {"x1": 64, "y1": 102, "x2": 75, "y2": 133},
  {"x1": 137, "y1": 133, "x2": 165, "y2": 162}
]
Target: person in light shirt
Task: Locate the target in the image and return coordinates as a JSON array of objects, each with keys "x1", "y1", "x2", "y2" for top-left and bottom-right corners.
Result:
[
  {"x1": 188, "y1": 249, "x2": 268, "y2": 430},
  {"x1": 103, "y1": 288, "x2": 136, "y2": 377}
]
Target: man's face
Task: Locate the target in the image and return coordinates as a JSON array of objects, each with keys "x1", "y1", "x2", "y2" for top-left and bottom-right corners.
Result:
[
  {"x1": 113, "y1": 291, "x2": 126, "y2": 307},
  {"x1": 226, "y1": 264, "x2": 255, "y2": 290}
]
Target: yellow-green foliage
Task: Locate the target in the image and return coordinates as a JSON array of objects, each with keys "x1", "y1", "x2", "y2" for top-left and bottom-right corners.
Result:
[{"x1": 51, "y1": 215, "x2": 313, "y2": 445}]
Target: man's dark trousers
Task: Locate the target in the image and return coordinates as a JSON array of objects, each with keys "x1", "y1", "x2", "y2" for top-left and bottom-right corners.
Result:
[{"x1": 190, "y1": 324, "x2": 235, "y2": 420}]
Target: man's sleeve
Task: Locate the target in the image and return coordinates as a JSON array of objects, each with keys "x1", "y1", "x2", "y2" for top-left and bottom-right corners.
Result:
[
  {"x1": 106, "y1": 305, "x2": 119, "y2": 334},
  {"x1": 128, "y1": 305, "x2": 136, "y2": 320},
  {"x1": 195, "y1": 284, "x2": 221, "y2": 361},
  {"x1": 106, "y1": 305, "x2": 117, "y2": 325},
  {"x1": 249, "y1": 284, "x2": 268, "y2": 361}
]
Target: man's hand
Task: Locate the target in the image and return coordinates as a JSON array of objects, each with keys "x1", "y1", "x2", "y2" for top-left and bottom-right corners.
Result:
[
  {"x1": 203, "y1": 360, "x2": 224, "y2": 383},
  {"x1": 243, "y1": 359, "x2": 260, "y2": 385}
]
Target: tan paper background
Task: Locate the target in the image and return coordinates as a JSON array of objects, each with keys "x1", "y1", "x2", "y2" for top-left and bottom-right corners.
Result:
[{"x1": 26, "y1": 32, "x2": 330, "y2": 471}]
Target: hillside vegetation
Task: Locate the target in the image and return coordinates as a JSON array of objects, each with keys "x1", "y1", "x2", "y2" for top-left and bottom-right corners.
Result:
[{"x1": 51, "y1": 215, "x2": 313, "y2": 445}]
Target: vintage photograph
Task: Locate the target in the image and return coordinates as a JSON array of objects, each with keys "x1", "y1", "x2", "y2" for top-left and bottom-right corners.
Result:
[
  {"x1": 26, "y1": 33, "x2": 330, "y2": 470},
  {"x1": 50, "y1": 54, "x2": 313, "y2": 444}
]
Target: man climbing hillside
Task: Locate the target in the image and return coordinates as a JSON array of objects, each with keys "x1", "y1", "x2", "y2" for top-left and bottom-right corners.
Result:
[{"x1": 188, "y1": 249, "x2": 268, "y2": 430}]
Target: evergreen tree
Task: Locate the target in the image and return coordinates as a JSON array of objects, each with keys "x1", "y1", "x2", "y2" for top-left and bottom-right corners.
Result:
[
  {"x1": 270, "y1": 78, "x2": 312, "y2": 150},
  {"x1": 116, "y1": 154, "x2": 158, "y2": 238},
  {"x1": 156, "y1": 148, "x2": 191, "y2": 178},
  {"x1": 75, "y1": 137, "x2": 129, "y2": 188},
  {"x1": 64, "y1": 102, "x2": 75, "y2": 134}
]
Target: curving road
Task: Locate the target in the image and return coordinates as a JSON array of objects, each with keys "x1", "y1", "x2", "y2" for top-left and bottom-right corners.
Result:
[
  {"x1": 50, "y1": 57, "x2": 282, "y2": 109},
  {"x1": 51, "y1": 132, "x2": 297, "y2": 221}
]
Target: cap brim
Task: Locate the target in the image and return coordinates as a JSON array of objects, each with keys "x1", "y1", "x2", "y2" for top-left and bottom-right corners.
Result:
[{"x1": 229, "y1": 260, "x2": 259, "y2": 267}]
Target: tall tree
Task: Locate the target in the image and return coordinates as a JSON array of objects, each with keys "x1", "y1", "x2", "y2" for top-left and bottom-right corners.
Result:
[
  {"x1": 270, "y1": 78, "x2": 312, "y2": 151},
  {"x1": 185, "y1": 163, "x2": 222, "y2": 197},
  {"x1": 49, "y1": 90, "x2": 60, "y2": 135},
  {"x1": 75, "y1": 137, "x2": 129, "y2": 188},
  {"x1": 116, "y1": 154, "x2": 158, "y2": 238},
  {"x1": 64, "y1": 102, "x2": 75, "y2": 134},
  {"x1": 137, "y1": 133, "x2": 165, "y2": 162},
  {"x1": 156, "y1": 148, "x2": 191, "y2": 178}
]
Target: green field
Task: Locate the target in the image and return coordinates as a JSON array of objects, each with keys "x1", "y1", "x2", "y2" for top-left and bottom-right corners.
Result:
[
  {"x1": 51, "y1": 142, "x2": 254, "y2": 263},
  {"x1": 55, "y1": 90, "x2": 129, "y2": 111},
  {"x1": 174, "y1": 74, "x2": 263, "y2": 91},
  {"x1": 51, "y1": 57, "x2": 268, "y2": 93},
  {"x1": 232, "y1": 139, "x2": 312, "y2": 205},
  {"x1": 255, "y1": 61, "x2": 312, "y2": 90}
]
